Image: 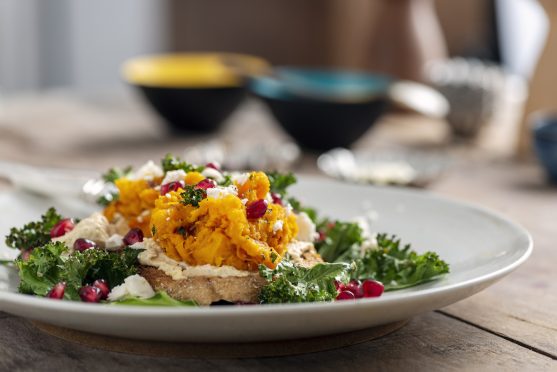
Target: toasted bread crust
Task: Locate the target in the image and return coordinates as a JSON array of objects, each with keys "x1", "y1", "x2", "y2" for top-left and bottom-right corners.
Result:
[{"x1": 138, "y1": 266, "x2": 267, "y2": 306}]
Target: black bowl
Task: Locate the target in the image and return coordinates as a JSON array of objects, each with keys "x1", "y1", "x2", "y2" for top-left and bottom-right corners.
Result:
[
  {"x1": 123, "y1": 53, "x2": 269, "y2": 133},
  {"x1": 250, "y1": 69, "x2": 391, "y2": 151},
  {"x1": 137, "y1": 85, "x2": 246, "y2": 133},
  {"x1": 257, "y1": 94, "x2": 388, "y2": 151}
]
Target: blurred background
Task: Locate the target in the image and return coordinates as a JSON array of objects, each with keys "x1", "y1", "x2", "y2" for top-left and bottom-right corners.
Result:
[{"x1": 0, "y1": 0, "x2": 556, "y2": 187}]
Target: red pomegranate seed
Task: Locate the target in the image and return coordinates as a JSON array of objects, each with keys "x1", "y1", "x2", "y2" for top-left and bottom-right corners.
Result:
[
  {"x1": 362, "y1": 279, "x2": 384, "y2": 298},
  {"x1": 73, "y1": 238, "x2": 97, "y2": 252},
  {"x1": 317, "y1": 231, "x2": 326, "y2": 242},
  {"x1": 20, "y1": 249, "x2": 33, "y2": 262},
  {"x1": 205, "y1": 162, "x2": 220, "y2": 171},
  {"x1": 47, "y1": 282, "x2": 66, "y2": 300},
  {"x1": 123, "y1": 228, "x2": 144, "y2": 246},
  {"x1": 195, "y1": 178, "x2": 216, "y2": 190},
  {"x1": 79, "y1": 285, "x2": 102, "y2": 303},
  {"x1": 333, "y1": 279, "x2": 345, "y2": 291},
  {"x1": 160, "y1": 181, "x2": 184, "y2": 195},
  {"x1": 271, "y1": 193, "x2": 283, "y2": 205},
  {"x1": 50, "y1": 218, "x2": 75, "y2": 238},
  {"x1": 93, "y1": 279, "x2": 110, "y2": 300},
  {"x1": 336, "y1": 290, "x2": 356, "y2": 301},
  {"x1": 246, "y1": 199, "x2": 268, "y2": 219},
  {"x1": 346, "y1": 279, "x2": 364, "y2": 298}
]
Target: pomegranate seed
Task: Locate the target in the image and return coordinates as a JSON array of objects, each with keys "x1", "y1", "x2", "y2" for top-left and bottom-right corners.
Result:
[
  {"x1": 195, "y1": 178, "x2": 216, "y2": 190},
  {"x1": 336, "y1": 290, "x2": 356, "y2": 301},
  {"x1": 246, "y1": 199, "x2": 268, "y2": 219},
  {"x1": 160, "y1": 181, "x2": 184, "y2": 195},
  {"x1": 79, "y1": 285, "x2": 102, "y2": 303},
  {"x1": 334, "y1": 280, "x2": 346, "y2": 291},
  {"x1": 73, "y1": 238, "x2": 97, "y2": 252},
  {"x1": 47, "y1": 282, "x2": 66, "y2": 300},
  {"x1": 318, "y1": 231, "x2": 326, "y2": 242},
  {"x1": 123, "y1": 228, "x2": 144, "y2": 246},
  {"x1": 271, "y1": 193, "x2": 283, "y2": 205},
  {"x1": 362, "y1": 279, "x2": 384, "y2": 298},
  {"x1": 20, "y1": 249, "x2": 33, "y2": 262},
  {"x1": 205, "y1": 162, "x2": 220, "y2": 171},
  {"x1": 50, "y1": 218, "x2": 75, "y2": 238},
  {"x1": 346, "y1": 279, "x2": 364, "y2": 298},
  {"x1": 93, "y1": 279, "x2": 110, "y2": 300}
]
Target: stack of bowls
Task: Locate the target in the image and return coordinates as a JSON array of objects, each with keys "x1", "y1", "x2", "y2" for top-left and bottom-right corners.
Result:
[{"x1": 123, "y1": 53, "x2": 269, "y2": 133}]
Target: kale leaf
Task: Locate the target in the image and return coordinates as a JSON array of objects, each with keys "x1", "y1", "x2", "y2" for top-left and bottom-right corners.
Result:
[
  {"x1": 161, "y1": 154, "x2": 204, "y2": 173},
  {"x1": 16, "y1": 242, "x2": 140, "y2": 300},
  {"x1": 101, "y1": 166, "x2": 133, "y2": 183},
  {"x1": 267, "y1": 171, "x2": 297, "y2": 197},
  {"x1": 5, "y1": 207, "x2": 62, "y2": 251},
  {"x1": 258, "y1": 259, "x2": 353, "y2": 304},
  {"x1": 351, "y1": 234, "x2": 450, "y2": 290},
  {"x1": 315, "y1": 220, "x2": 365, "y2": 263},
  {"x1": 180, "y1": 185, "x2": 205, "y2": 207}
]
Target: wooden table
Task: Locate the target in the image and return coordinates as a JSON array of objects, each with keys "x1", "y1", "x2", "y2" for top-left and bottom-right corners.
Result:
[{"x1": 0, "y1": 93, "x2": 555, "y2": 371}]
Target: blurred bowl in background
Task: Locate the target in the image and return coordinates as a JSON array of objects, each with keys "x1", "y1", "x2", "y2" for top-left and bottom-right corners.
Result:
[
  {"x1": 532, "y1": 112, "x2": 557, "y2": 184},
  {"x1": 317, "y1": 148, "x2": 449, "y2": 188},
  {"x1": 249, "y1": 68, "x2": 390, "y2": 151},
  {"x1": 123, "y1": 53, "x2": 269, "y2": 133}
]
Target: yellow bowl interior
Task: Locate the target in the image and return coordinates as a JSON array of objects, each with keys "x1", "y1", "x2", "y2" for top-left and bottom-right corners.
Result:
[{"x1": 123, "y1": 53, "x2": 270, "y2": 88}]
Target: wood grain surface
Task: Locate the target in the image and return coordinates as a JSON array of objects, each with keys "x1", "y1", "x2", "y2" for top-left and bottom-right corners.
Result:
[{"x1": 0, "y1": 93, "x2": 555, "y2": 370}]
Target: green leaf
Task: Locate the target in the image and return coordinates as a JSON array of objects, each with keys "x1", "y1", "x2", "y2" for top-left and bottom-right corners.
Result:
[
  {"x1": 110, "y1": 292, "x2": 198, "y2": 307},
  {"x1": 258, "y1": 259, "x2": 352, "y2": 304},
  {"x1": 267, "y1": 171, "x2": 297, "y2": 197},
  {"x1": 315, "y1": 221, "x2": 365, "y2": 263},
  {"x1": 351, "y1": 234, "x2": 450, "y2": 290},
  {"x1": 161, "y1": 154, "x2": 204, "y2": 173},
  {"x1": 101, "y1": 166, "x2": 133, "y2": 183},
  {"x1": 16, "y1": 242, "x2": 141, "y2": 300},
  {"x1": 5, "y1": 207, "x2": 62, "y2": 251},
  {"x1": 180, "y1": 185, "x2": 205, "y2": 207},
  {"x1": 287, "y1": 197, "x2": 318, "y2": 223}
]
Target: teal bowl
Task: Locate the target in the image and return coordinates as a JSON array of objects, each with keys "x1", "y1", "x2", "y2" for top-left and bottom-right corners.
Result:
[{"x1": 249, "y1": 68, "x2": 391, "y2": 151}]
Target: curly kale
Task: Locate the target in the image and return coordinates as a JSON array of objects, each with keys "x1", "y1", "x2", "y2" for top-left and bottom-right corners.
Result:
[
  {"x1": 266, "y1": 171, "x2": 297, "y2": 197},
  {"x1": 5, "y1": 207, "x2": 62, "y2": 251},
  {"x1": 351, "y1": 234, "x2": 450, "y2": 290},
  {"x1": 180, "y1": 185, "x2": 205, "y2": 207},
  {"x1": 161, "y1": 154, "x2": 204, "y2": 173},
  {"x1": 101, "y1": 166, "x2": 133, "y2": 183},
  {"x1": 16, "y1": 242, "x2": 141, "y2": 300},
  {"x1": 259, "y1": 260, "x2": 353, "y2": 304}
]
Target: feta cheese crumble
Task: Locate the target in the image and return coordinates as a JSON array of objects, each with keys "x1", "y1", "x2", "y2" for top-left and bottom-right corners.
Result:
[
  {"x1": 201, "y1": 167, "x2": 224, "y2": 183},
  {"x1": 296, "y1": 212, "x2": 318, "y2": 242},
  {"x1": 273, "y1": 220, "x2": 284, "y2": 233},
  {"x1": 107, "y1": 274, "x2": 155, "y2": 301},
  {"x1": 206, "y1": 185, "x2": 238, "y2": 199},
  {"x1": 161, "y1": 169, "x2": 186, "y2": 185},
  {"x1": 133, "y1": 160, "x2": 163, "y2": 181},
  {"x1": 231, "y1": 172, "x2": 249, "y2": 186}
]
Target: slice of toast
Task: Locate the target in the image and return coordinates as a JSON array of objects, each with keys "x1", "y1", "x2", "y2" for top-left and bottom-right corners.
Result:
[{"x1": 139, "y1": 240, "x2": 322, "y2": 305}]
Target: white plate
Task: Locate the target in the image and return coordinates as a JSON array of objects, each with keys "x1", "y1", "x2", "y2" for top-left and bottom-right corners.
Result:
[{"x1": 0, "y1": 177, "x2": 532, "y2": 342}]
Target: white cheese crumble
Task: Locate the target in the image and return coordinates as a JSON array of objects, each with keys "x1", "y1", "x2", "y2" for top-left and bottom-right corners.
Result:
[
  {"x1": 128, "y1": 241, "x2": 145, "y2": 250},
  {"x1": 133, "y1": 160, "x2": 163, "y2": 181},
  {"x1": 206, "y1": 185, "x2": 238, "y2": 199},
  {"x1": 105, "y1": 234, "x2": 123, "y2": 251},
  {"x1": 241, "y1": 198, "x2": 248, "y2": 205},
  {"x1": 161, "y1": 169, "x2": 186, "y2": 185},
  {"x1": 231, "y1": 172, "x2": 249, "y2": 186},
  {"x1": 107, "y1": 274, "x2": 155, "y2": 301},
  {"x1": 273, "y1": 220, "x2": 284, "y2": 233},
  {"x1": 296, "y1": 212, "x2": 319, "y2": 242},
  {"x1": 201, "y1": 167, "x2": 224, "y2": 183}
]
